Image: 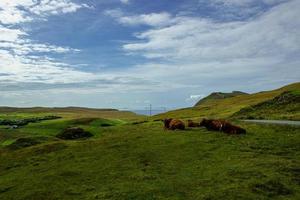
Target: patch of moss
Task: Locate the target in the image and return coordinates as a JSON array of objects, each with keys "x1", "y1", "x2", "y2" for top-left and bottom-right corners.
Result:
[
  {"x1": 7, "y1": 137, "x2": 55, "y2": 150},
  {"x1": 56, "y1": 127, "x2": 93, "y2": 140},
  {"x1": 252, "y1": 180, "x2": 292, "y2": 197}
]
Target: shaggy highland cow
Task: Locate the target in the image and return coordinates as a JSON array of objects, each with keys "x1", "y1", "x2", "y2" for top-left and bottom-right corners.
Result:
[
  {"x1": 164, "y1": 118, "x2": 185, "y2": 130},
  {"x1": 199, "y1": 119, "x2": 221, "y2": 131},
  {"x1": 187, "y1": 120, "x2": 200, "y2": 127},
  {"x1": 222, "y1": 123, "x2": 246, "y2": 134},
  {"x1": 200, "y1": 118, "x2": 246, "y2": 134},
  {"x1": 164, "y1": 118, "x2": 173, "y2": 129}
]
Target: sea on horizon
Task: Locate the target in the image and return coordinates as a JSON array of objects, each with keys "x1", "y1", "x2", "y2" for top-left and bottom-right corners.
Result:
[{"x1": 130, "y1": 110, "x2": 167, "y2": 116}]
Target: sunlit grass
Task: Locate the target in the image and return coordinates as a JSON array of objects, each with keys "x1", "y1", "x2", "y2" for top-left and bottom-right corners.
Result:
[{"x1": 0, "y1": 121, "x2": 299, "y2": 199}]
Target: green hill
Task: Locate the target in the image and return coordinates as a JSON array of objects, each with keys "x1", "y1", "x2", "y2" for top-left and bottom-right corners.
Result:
[
  {"x1": 154, "y1": 82, "x2": 300, "y2": 120},
  {"x1": 195, "y1": 91, "x2": 248, "y2": 106},
  {"x1": 0, "y1": 107, "x2": 140, "y2": 121},
  {"x1": 232, "y1": 91, "x2": 300, "y2": 120}
]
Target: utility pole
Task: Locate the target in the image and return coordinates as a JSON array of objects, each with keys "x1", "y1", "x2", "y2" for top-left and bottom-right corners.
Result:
[{"x1": 149, "y1": 104, "x2": 152, "y2": 116}]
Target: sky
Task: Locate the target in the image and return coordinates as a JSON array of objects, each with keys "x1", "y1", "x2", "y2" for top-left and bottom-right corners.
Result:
[{"x1": 0, "y1": 0, "x2": 299, "y2": 110}]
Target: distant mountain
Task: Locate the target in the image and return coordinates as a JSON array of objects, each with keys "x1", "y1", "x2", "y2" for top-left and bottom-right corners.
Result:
[
  {"x1": 0, "y1": 107, "x2": 141, "y2": 120},
  {"x1": 195, "y1": 91, "x2": 248, "y2": 106}
]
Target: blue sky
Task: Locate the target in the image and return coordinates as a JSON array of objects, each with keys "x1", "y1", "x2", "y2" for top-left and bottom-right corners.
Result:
[{"x1": 0, "y1": 0, "x2": 299, "y2": 110}]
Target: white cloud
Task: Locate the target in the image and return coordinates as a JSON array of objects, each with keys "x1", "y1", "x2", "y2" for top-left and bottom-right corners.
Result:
[
  {"x1": 211, "y1": 0, "x2": 255, "y2": 6},
  {"x1": 0, "y1": 26, "x2": 27, "y2": 42},
  {"x1": 190, "y1": 94, "x2": 205, "y2": 100},
  {"x1": 185, "y1": 94, "x2": 205, "y2": 103},
  {"x1": 120, "y1": 0, "x2": 130, "y2": 4},
  {"x1": 0, "y1": 41, "x2": 79, "y2": 55},
  {"x1": 0, "y1": 0, "x2": 90, "y2": 24},
  {"x1": 122, "y1": 12, "x2": 172, "y2": 26},
  {"x1": 123, "y1": 0, "x2": 300, "y2": 61},
  {"x1": 29, "y1": 0, "x2": 90, "y2": 16},
  {"x1": 205, "y1": 0, "x2": 291, "y2": 20},
  {"x1": 105, "y1": 10, "x2": 174, "y2": 27},
  {"x1": 0, "y1": 7, "x2": 32, "y2": 24},
  {"x1": 0, "y1": 49, "x2": 95, "y2": 84},
  {"x1": 0, "y1": 0, "x2": 34, "y2": 7},
  {"x1": 111, "y1": 0, "x2": 300, "y2": 96},
  {"x1": 0, "y1": 1, "x2": 93, "y2": 86},
  {"x1": 210, "y1": 0, "x2": 290, "y2": 7}
]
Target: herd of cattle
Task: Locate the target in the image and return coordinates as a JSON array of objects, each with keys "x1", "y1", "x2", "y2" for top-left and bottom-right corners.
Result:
[{"x1": 163, "y1": 118, "x2": 246, "y2": 135}]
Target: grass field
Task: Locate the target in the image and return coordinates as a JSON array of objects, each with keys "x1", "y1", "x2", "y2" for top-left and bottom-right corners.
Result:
[
  {"x1": 0, "y1": 108, "x2": 143, "y2": 148},
  {"x1": 0, "y1": 119, "x2": 299, "y2": 200},
  {"x1": 0, "y1": 83, "x2": 299, "y2": 200}
]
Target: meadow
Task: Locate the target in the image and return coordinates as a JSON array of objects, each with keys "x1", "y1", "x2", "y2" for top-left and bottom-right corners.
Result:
[{"x1": 0, "y1": 109, "x2": 299, "y2": 200}]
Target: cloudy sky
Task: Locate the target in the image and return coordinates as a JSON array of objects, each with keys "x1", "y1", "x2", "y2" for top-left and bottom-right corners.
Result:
[{"x1": 0, "y1": 0, "x2": 299, "y2": 109}]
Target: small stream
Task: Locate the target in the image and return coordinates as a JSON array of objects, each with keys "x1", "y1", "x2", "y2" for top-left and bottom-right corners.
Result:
[{"x1": 243, "y1": 119, "x2": 300, "y2": 126}]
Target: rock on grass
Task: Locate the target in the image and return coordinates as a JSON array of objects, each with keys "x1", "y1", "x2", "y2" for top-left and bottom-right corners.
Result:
[
  {"x1": 56, "y1": 127, "x2": 93, "y2": 140},
  {"x1": 7, "y1": 137, "x2": 54, "y2": 150}
]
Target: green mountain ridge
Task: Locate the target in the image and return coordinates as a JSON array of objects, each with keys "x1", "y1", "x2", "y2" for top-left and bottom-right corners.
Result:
[
  {"x1": 154, "y1": 82, "x2": 300, "y2": 120},
  {"x1": 195, "y1": 91, "x2": 248, "y2": 106},
  {"x1": 232, "y1": 91, "x2": 300, "y2": 120}
]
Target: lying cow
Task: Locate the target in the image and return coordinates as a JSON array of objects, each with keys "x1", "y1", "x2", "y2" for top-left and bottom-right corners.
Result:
[
  {"x1": 164, "y1": 118, "x2": 185, "y2": 130},
  {"x1": 200, "y1": 118, "x2": 246, "y2": 134},
  {"x1": 187, "y1": 120, "x2": 200, "y2": 128}
]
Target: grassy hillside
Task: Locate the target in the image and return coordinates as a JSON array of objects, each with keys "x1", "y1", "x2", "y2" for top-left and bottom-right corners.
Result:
[
  {"x1": 0, "y1": 109, "x2": 143, "y2": 149},
  {"x1": 0, "y1": 121, "x2": 299, "y2": 200},
  {"x1": 195, "y1": 91, "x2": 248, "y2": 106},
  {"x1": 154, "y1": 82, "x2": 300, "y2": 120},
  {"x1": 232, "y1": 91, "x2": 300, "y2": 120},
  {"x1": 0, "y1": 107, "x2": 141, "y2": 121}
]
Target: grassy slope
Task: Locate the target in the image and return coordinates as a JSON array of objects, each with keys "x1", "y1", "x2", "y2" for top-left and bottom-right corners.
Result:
[
  {"x1": 195, "y1": 91, "x2": 248, "y2": 106},
  {"x1": 232, "y1": 91, "x2": 300, "y2": 120},
  {"x1": 0, "y1": 121, "x2": 299, "y2": 200},
  {"x1": 153, "y1": 82, "x2": 300, "y2": 120},
  {"x1": 0, "y1": 109, "x2": 143, "y2": 148},
  {"x1": 0, "y1": 107, "x2": 141, "y2": 121}
]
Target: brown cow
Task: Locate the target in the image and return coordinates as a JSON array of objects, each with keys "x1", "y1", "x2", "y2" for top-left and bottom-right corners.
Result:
[
  {"x1": 200, "y1": 118, "x2": 246, "y2": 134},
  {"x1": 187, "y1": 120, "x2": 200, "y2": 128},
  {"x1": 164, "y1": 118, "x2": 185, "y2": 130},
  {"x1": 222, "y1": 123, "x2": 246, "y2": 134},
  {"x1": 199, "y1": 119, "x2": 220, "y2": 131},
  {"x1": 164, "y1": 118, "x2": 173, "y2": 129}
]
